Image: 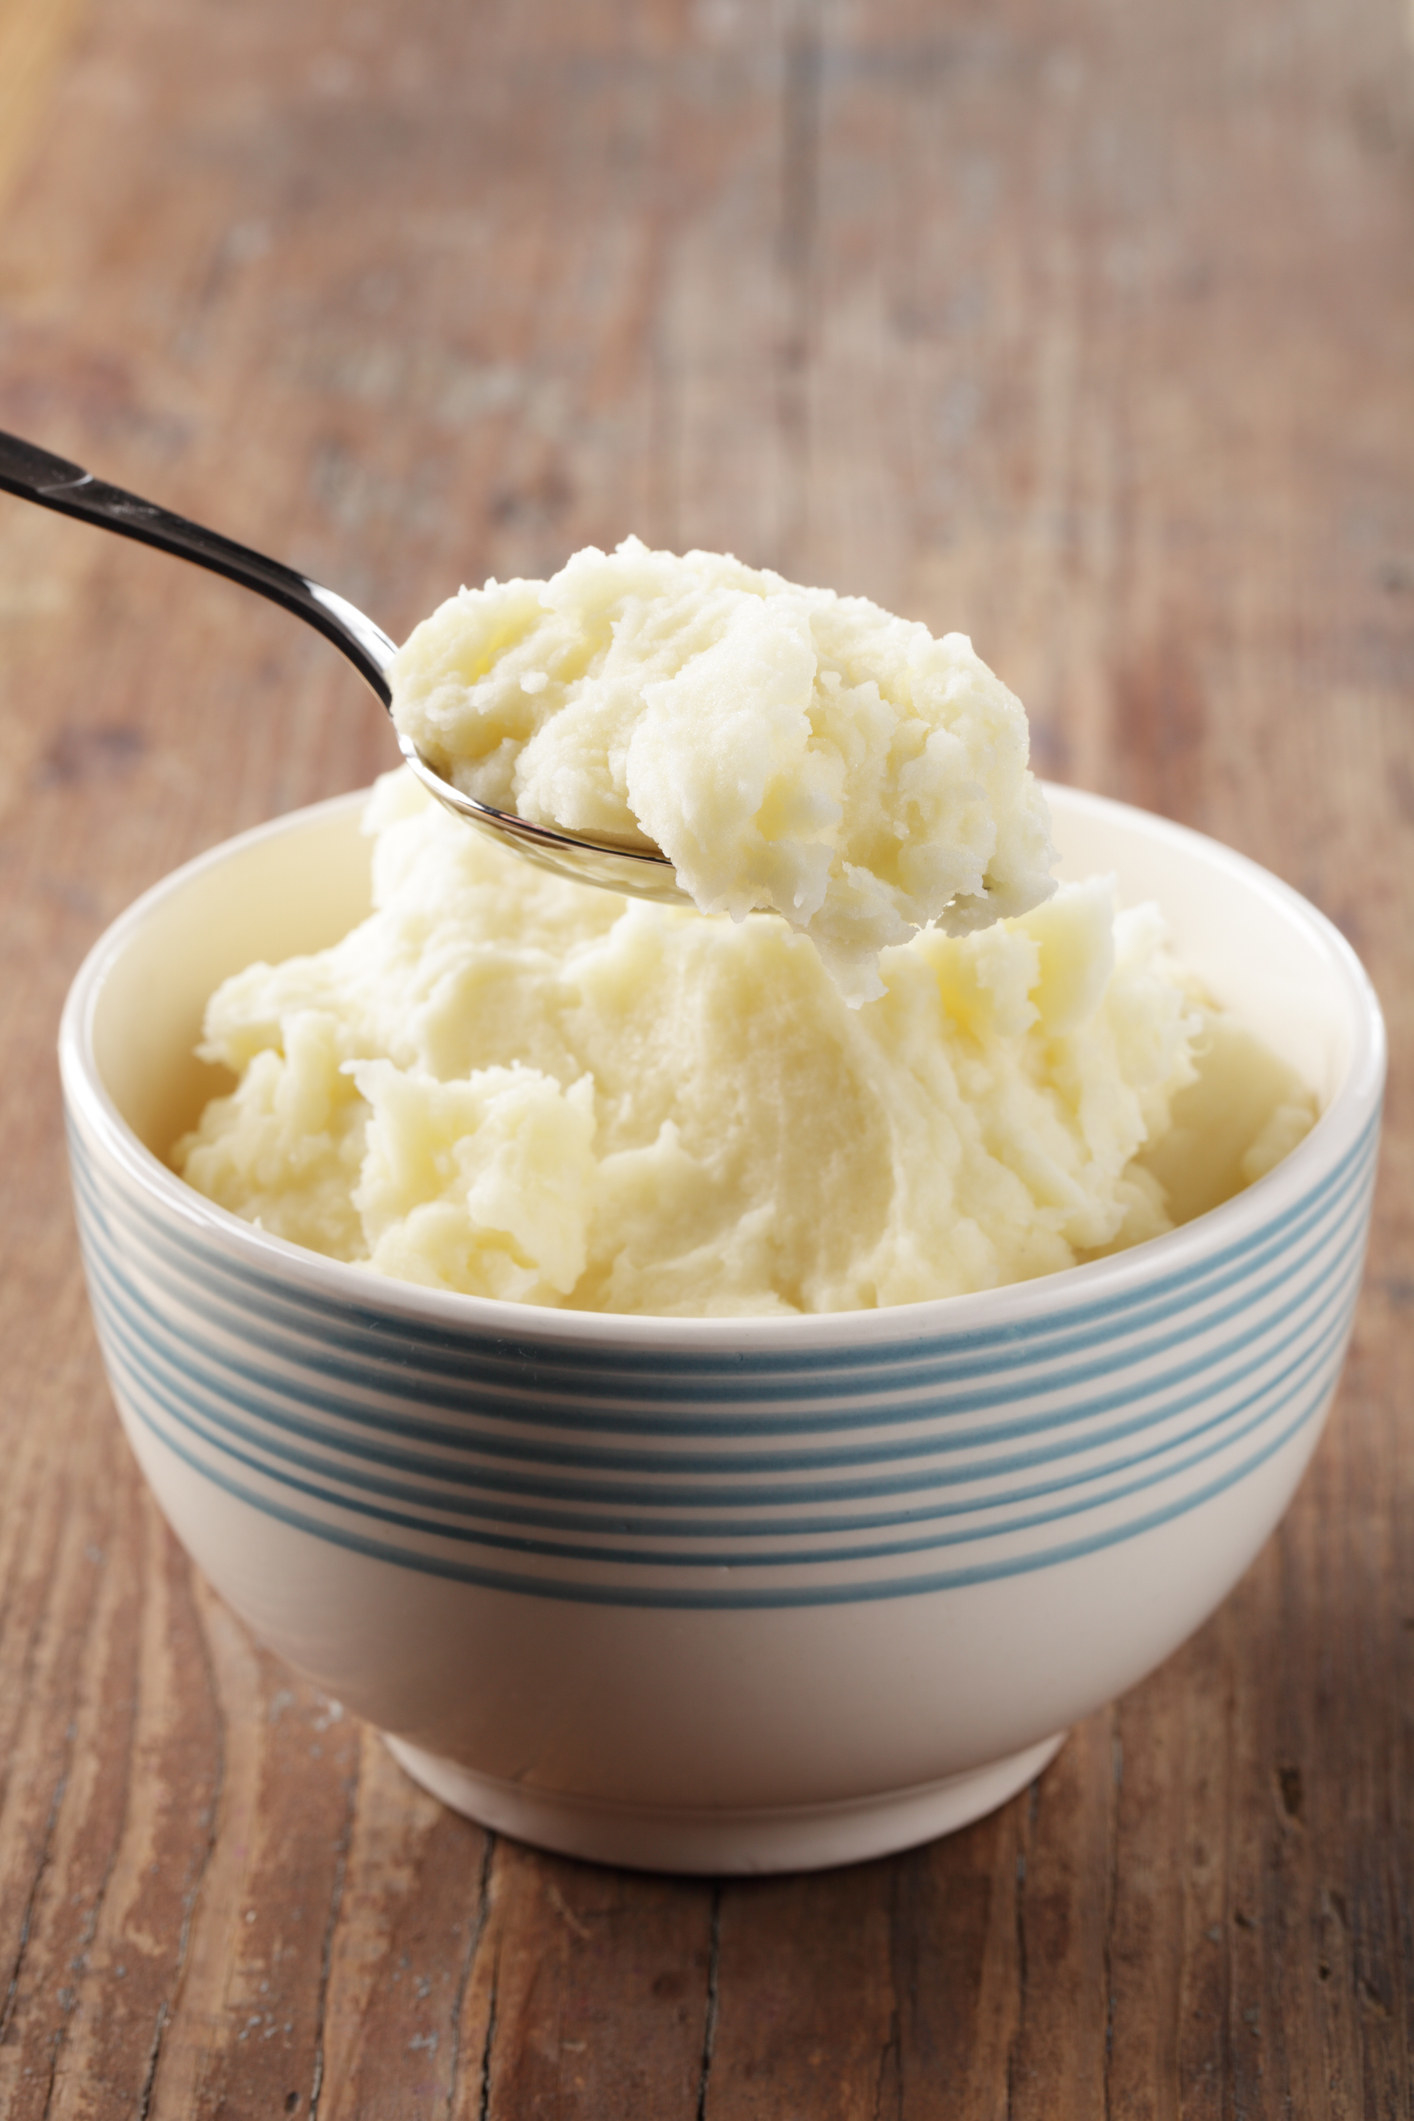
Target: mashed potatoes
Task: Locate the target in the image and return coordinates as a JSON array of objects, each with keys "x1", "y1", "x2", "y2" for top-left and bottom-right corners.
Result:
[
  {"x1": 390, "y1": 540, "x2": 1055, "y2": 1004},
  {"x1": 174, "y1": 773, "x2": 1316, "y2": 1318}
]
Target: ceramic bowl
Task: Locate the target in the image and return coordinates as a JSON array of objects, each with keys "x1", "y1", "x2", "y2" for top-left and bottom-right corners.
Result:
[{"x1": 59, "y1": 784, "x2": 1384, "y2": 1874}]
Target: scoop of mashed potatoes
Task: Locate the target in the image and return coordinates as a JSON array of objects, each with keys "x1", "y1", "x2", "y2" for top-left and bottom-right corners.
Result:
[
  {"x1": 173, "y1": 773, "x2": 1315, "y2": 1318},
  {"x1": 390, "y1": 539, "x2": 1055, "y2": 1004}
]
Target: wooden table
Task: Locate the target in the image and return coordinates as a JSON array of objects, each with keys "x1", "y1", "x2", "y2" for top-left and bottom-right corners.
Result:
[{"x1": 1, "y1": 0, "x2": 1409, "y2": 2112}]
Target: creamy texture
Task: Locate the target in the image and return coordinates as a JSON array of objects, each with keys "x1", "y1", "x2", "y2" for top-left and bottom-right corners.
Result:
[
  {"x1": 174, "y1": 774, "x2": 1316, "y2": 1318},
  {"x1": 390, "y1": 539, "x2": 1056, "y2": 1003}
]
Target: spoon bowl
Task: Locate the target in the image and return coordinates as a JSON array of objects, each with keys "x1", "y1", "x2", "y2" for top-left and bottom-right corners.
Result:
[
  {"x1": 395, "y1": 740, "x2": 688, "y2": 902},
  {"x1": 0, "y1": 427, "x2": 684, "y2": 903}
]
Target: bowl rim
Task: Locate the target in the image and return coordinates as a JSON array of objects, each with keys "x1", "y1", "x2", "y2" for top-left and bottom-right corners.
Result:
[{"x1": 59, "y1": 781, "x2": 1387, "y2": 1353}]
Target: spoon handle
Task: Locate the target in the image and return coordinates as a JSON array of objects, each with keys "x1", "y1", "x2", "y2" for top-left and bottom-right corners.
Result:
[{"x1": 0, "y1": 429, "x2": 397, "y2": 707}]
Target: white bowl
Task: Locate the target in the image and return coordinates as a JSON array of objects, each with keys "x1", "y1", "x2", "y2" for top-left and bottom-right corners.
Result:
[{"x1": 59, "y1": 785, "x2": 1385, "y2": 1873}]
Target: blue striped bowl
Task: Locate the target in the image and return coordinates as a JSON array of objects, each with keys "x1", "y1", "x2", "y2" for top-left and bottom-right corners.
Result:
[{"x1": 59, "y1": 786, "x2": 1384, "y2": 1873}]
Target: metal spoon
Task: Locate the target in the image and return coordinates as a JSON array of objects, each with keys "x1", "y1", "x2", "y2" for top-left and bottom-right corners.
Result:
[{"x1": 0, "y1": 428, "x2": 686, "y2": 903}]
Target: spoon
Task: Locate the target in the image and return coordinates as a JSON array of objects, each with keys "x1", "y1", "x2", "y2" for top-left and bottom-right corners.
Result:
[{"x1": 0, "y1": 428, "x2": 687, "y2": 904}]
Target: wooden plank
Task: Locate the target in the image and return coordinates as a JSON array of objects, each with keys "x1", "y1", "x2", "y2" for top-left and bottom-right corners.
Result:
[
  {"x1": 467, "y1": 1843, "x2": 713, "y2": 2121},
  {"x1": 0, "y1": 0, "x2": 90, "y2": 222},
  {"x1": 0, "y1": 0, "x2": 1409, "y2": 2112}
]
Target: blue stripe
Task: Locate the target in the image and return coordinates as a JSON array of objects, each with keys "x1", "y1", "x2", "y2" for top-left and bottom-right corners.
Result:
[
  {"x1": 71, "y1": 1131, "x2": 1374, "y2": 1438},
  {"x1": 77, "y1": 1168, "x2": 1370, "y2": 1485},
  {"x1": 82, "y1": 1211, "x2": 1365, "y2": 1516},
  {"x1": 71, "y1": 1138, "x2": 1373, "y2": 1469},
  {"x1": 78, "y1": 1108, "x2": 1374, "y2": 1388},
  {"x1": 96, "y1": 1269, "x2": 1357, "y2": 1567},
  {"x1": 67, "y1": 1102, "x2": 1380, "y2": 1393},
  {"x1": 88, "y1": 1252, "x2": 1359, "y2": 1543},
  {"x1": 89, "y1": 1241, "x2": 1357, "y2": 1538},
  {"x1": 107, "y1": 1362, "x2": 1338, "y2": 1608}
]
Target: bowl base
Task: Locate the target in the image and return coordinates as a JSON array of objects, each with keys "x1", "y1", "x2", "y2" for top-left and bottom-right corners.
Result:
[{"x1": 381, "y1": 1730, "x2": 1066, "y2": 1875}]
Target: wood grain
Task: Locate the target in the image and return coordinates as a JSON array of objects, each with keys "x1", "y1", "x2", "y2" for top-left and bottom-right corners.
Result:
[
  {"x1": 0, "y1": 0, "x2": 88, "y2": 222},
  {"x1": 0, "y1": 0, "x2": 1411, "y2": 2113}
]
